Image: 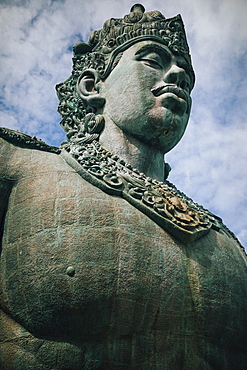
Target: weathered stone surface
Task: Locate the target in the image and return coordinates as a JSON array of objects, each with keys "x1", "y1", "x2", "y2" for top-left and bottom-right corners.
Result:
[
  {"x1": 0, "y1": 138, "x2": 247, "y2": 369},
  {"x1": 0, "y1": 4, "x2": 247, "y2": 369}
]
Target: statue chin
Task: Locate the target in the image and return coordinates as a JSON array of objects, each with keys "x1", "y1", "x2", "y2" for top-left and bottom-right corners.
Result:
[{"x1": 140, "y1": 112, "x2": 190, "y2": 153}]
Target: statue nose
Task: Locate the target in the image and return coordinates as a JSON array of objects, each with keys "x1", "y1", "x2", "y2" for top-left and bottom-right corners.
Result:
[{"x1": 164, "y1": 64, "x2": 187, "y2": 89}]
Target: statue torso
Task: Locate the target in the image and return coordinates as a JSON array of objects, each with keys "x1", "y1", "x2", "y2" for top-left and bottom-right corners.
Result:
[{"x1": 0, "y1": 138, "x2": 246, "y2": 369}]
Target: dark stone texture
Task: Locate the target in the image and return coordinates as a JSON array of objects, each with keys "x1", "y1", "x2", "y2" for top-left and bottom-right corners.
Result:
[
  {"x1": 0, "y1": 4, "x2": 247, "y2": 369},
  {"x1": 0, "y1": 139, "x2": 246, "y2": 369}
]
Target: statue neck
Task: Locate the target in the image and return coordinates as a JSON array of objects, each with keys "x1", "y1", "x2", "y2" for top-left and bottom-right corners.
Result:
[{"x1": 99, "y1": 117, "x2": 165, "y2": 182}]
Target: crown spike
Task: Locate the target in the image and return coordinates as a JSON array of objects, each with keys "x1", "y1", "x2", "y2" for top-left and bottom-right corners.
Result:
[{"x1": 130, "y1": 4, "x2": 145, "y2": 13}]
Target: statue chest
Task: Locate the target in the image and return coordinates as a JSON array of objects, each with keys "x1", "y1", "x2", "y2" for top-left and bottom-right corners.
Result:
[
  {"x1": 1, "y1": 154, "x2": 247, "y2": 367},
  {"x1": 0, "y1": 164, "x2": 193, "y2": 339}
]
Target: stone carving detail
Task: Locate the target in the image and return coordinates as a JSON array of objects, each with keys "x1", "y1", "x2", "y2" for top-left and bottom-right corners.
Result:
[
  {"x1": 56, "y1": 4, "x2": 195, "y2": 137},
  {"x1": 0, "y1": 127, "x2": 61, "y2": 153},
  {"x1": 0, "y1": 125, "x2": 240, "y2": 247},
  {"x1": 61, "y1": 137, "x2": 224, "y2": 244},
  {"x1": 1, "y1": 5, "x2": 246, "y2": 368},
  {"x1": 90, "y1": 10, "x2": 191, "y2": 63}
]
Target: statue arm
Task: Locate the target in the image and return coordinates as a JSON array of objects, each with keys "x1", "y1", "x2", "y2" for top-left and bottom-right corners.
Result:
[
  {"x1": 0, "y1": 137, "x2": 16, "y2": 248},
  {"x1": 0, "y1": 129, "x2": 60, "y2": 249},
  {"x1": 0, "y1": 179, "x2": 13, "y2": 248}
]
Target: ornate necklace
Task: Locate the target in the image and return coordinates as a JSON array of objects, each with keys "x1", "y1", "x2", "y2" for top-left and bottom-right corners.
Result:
[
  {"x1": 0, "y1": 126, "x2": 240, "y2": 246},
  {"x1": 61, "y1": 139, "x2": 223, "y2": 244}
]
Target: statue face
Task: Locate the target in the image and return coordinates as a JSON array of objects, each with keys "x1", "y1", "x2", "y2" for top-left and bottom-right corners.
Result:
[{"x1": 101, "y1": 40, "x2": 194, "y2": 153}]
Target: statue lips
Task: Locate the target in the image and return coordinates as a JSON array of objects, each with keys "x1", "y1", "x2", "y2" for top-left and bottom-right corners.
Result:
[{"x1": 151, "y1": 85, "x2": 189, "y2": 115}]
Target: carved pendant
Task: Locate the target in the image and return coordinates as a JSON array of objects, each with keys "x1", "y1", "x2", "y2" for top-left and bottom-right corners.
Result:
[{"x1": 61, "y1": 140, "x2": 222, "y2": 244}]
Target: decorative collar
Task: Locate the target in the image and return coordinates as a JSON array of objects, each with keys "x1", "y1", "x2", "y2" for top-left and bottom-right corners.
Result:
[
  {"x1": 60, "y1": 139, "x2": 223, "y2": 245},
  {"x1": 0, "y1": 126, "x2": 242, "y2": 247}
]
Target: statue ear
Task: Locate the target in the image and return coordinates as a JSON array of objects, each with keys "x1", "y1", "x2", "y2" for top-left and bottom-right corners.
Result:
[{"x1": 76, "y1": 69, "x2": 105, "y2": 112}]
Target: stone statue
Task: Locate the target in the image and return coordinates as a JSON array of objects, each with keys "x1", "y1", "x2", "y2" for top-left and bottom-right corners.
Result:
[{"x1": 0, "y1": 4, "x2": 246, "y2": 369}]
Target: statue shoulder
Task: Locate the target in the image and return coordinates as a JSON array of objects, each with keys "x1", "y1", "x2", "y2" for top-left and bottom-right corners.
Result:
[
  {"x1": 0, "y1": 127, "x2": 61, "y2": 154},
  {"x1": 0, "y1": 127, "x2": 62, "y2": 182}
]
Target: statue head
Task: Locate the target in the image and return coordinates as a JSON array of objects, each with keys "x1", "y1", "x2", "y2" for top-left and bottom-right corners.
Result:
[{"x1": 56, "y1": 4, "x2": 195, "y2": 153}]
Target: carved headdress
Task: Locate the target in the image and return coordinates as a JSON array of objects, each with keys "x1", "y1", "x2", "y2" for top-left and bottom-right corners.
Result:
[{"x1": 56, "y1": 4, "x2": 194, "y2": 140}]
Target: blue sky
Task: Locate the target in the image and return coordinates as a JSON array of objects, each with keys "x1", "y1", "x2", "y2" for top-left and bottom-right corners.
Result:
[{"x1": 1, "y1": 0, "x2": 247, "y2": 250}]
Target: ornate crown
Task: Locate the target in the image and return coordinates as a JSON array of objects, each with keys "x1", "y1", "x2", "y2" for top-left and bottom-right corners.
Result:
[
  {"x1": 92, "y1": 4, "x2": 190, "y2": 56},
  {"x1": 72, "y1": 4, "x2": 193, "y2": 79}
]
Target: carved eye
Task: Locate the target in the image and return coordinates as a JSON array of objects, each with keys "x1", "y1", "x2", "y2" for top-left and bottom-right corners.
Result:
[{"x1": 141, "y1": 53, "x2": 163, "y2": 69}]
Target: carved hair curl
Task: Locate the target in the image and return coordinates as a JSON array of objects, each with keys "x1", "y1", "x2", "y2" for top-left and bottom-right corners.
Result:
[{"x1": 56, "y1": 49, "x2": 124, "y2": 141}]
